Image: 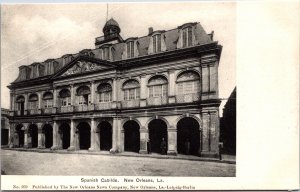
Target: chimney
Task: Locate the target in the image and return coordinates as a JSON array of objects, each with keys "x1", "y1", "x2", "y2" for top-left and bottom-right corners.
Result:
[{"x1": 148, "y1": 27, "x2": 153, "y2": 35}]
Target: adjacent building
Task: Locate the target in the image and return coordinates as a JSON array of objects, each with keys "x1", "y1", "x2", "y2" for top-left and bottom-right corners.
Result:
[
  {"x1": 7, "y1": 18, "x2": 222, "y2": 157},
  {"x1": 1, "y1": 108, "x2": 10, "y2": 146}
]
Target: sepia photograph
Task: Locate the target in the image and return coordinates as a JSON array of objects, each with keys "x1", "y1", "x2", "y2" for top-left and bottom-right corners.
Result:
[
  {"x1": 1, "y1": 2, "x2": 236, "y2": 178},
  {"x1": 1, "y1": 1, "x2": 298, "y2": 191}
]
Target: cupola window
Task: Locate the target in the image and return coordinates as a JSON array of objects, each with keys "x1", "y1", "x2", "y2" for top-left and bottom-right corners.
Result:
[
  {"x1": 127, "y1": 41, "x2": 135, "y2": 58},
  {"x1": 153, "y1": 34, "x2": 161, "y2": 53},
  {"x1": 182, "y1": 27, "x2": 193, "y2": 48}
]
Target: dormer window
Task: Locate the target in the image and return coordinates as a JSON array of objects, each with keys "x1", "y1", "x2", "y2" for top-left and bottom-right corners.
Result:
[
  {"x1": 153, "y1": 34, "x2": 161, "y2": 53},
  {"x1": 103, "y1": 47, "x2": 110, "y2": 60},
  {"x1": 182, "y1": 27, "x2": 193, "y2": 48},
  {"x1": 127, "y1": 41, "x2": 134, "y2": 58}
]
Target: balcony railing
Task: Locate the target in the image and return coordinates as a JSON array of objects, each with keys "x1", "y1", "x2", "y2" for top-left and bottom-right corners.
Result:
[
  {"x1": 28, "y1": 108, "x2": 40, "y2": 115},
  {"x1": 58, "y1": 106, "x2": 74, "y2": 113},
  {"x1": 121, "y1": 99, "x2": 140, "y2": 108},
  {"x1": 95, "y1": 102, "x2": 112, "y2": 110},
  {"x1": 74, "y1": 104, "x2": 95, "y2": 112},
  {"x1": 147, "y1": 96, "x2": 168, "y2": 106},
  {"x1": 176, "y1": 93, "x2": 200, "y2": 103},
  {"x1": 43, "y1": 108, "x2": 56, "y2": 114}
]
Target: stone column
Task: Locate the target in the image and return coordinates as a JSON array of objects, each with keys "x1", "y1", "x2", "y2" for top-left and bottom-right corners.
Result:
[
  {"x1": 24, "y1": 93, "x2": 28, "y2": 114},
  {"x1": 68, "y1": 119, "x2": 75, "y2": 151},
  {"x1": 118, "y1": 123, "x2": 124, "y2": 153},
  {"x1": 167, "y1": 126, "x2": 177, "y2": 155},
  {"x1": 139, "y1": 127, "x2": 148, "y2": 154},
  {"x1": 38, "y1": 92, "x2": 42, "y2": 109},
  {"x1": 51, "y1": 121, "x2": 58, "y2": 150},
  {"x1": 201, "y1": 112, "x2": 210, "y2": 155},
  {"x1": 140, "y1": 74, "x2": 147, "y2": 107},
  {"x1": 23, "y1": 123, "x2": 29, "y2": 148},
  {"x1": 37, "y1": 123, "x2": 44, "y2": 149},
  {"x1": 88, "y1": 118, "x2": 97, "y2": 151},
  {"x1": 210, "y1": 111, "x2": 220, "y2": 154},
  {"x1": 110, "y1": 117, "x2": 119, "y2": 153}
]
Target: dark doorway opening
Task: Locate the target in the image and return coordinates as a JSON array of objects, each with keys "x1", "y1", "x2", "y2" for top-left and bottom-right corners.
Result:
[
  {"x1": 60, "y1": 123, "x2": 70, "y2": 149},
  {"x1": 148, "y1": 119, "x2": 168, "y2": 153},
  {"x1": 124, "y1": 120, "x2": 140, "y2": 153},
  {"x1": 15, "y1": 124, "x2": 24, "y2": 147},
  {"x1": 77, "y1": 122, "x2": 91, "y2": 150},
  {"x1": 43, "y1": 124, "x2": 53, "y2": 148},
  {"x1": 177, "y1": 117, "x2": 200, "y2": 156},
  {"x1": 28, "y1": 124, "x2": 38, "y2": 148},
  {"x1": 1, "y1": 129, "x2": 9, "y2": 145},
  {"x1": 98, "y1": 121, "x2": 112, "y2": 151}
]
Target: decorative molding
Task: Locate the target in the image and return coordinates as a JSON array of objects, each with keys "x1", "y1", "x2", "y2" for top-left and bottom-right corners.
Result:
[{"x1": 62, "y1": 61, "x2": 107, "y2": 77}]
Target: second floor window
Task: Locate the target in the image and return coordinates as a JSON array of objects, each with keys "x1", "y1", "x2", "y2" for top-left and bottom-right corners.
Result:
[
  {"x1": 59, "y1": 89, "x2": 71, "y2": 107},
  {"x1": 148, "y1": 76, "x2": 168, "y2": 97},
  {"x1": 76, "y1": 86, "x2": 91, "y2": 105},
  {"x1": 28, "y1": 94, "x2": 38, "y2": 109},
  {"x1": 43, "y1": 92, "x2": 53, "y2": 108},
  {"x1": 153, "y1": 34, "x2": 161, "y2": 53},
  {"x1": 127, "y1": 41, "x2": 134, "y2": 58},
  {"x1": 97, "y1": 83, "x2": 112, "y2": 103},
  {"x1": 182, "y1": 27, "x2": 193, "y2": 48},
  {"x1": 176, "y1": 71, "x2": 200, "y2": 94},
  {"x1": 123, "y1": 79, "x2": 140, "y2": 100}
]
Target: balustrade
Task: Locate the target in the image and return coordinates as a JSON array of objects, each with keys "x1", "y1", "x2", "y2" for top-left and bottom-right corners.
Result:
[
  {"x1": 147, "y1": 96, "x2": 168, "y2": 106},
  {"x1": 121, "y1": 99, "x2": 140, "y2": 108},
  {"x1": 95, "y1": 102, "x2": 112, "y2": 110},
  {"x1": 176, "y1": 93, "x2": 200, "y2": 103},
  {"x1": 59, "y1": 106, "x2": 74, "y2": 113}
]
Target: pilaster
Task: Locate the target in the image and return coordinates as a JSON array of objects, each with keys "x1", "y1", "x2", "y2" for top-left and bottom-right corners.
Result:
[
  {"x1": 110, "y1": 117, "x2": 119, "y2": 153},
  {"x1": 168, "y1": 70, "x2": 176, "y2": 104},
  {"x1": 167, "y1": 126, "x2": 177, "y2": 155},
  {"x1": 140, "y1": 74, "x2": 147, "y2": 107},
  {"x1": 70, "y1": 84, "x2": 75, "y2": 106},
  {"x1": 139, "y1": 127, "x2": 148, "y2": 154},
  {"x1": 23, "y1": 123, "x2": 29, "y2": 148},
  {"x1": 89, "y1": 118, "x2": 99, "y2": 151},
  {"x1": 51, "y1": 121, "x2": 59, "y2": 150},
  {"x1": 37, "y1": 123, "x2": 45, "y2": 149}
]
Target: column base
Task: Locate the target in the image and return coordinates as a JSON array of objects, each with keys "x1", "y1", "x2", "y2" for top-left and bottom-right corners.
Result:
[
  {"x1": 139, "y1": 149, "x2": 148, "y2": 154},
  {"x1": 9, "y1": 144, "x2": 14, "y2": 148},
  {"x1": 200, "y1": 151, "x2": 218, "y2": 158},
  {"x1": 88, "y1": 147, "x2": 99, "y2": 152},
  {"x1": 109, "y1": 148, "x2": 118, "y2": 154},
  {"x1": 51, "y1": 145, "x2": 59, "y2": 150},
  {"x1": 37, "y1": 146, "x2": 46, "y2": 149},
  {"x1": 23, "y1": 144, "x2": 29, "y2": 148},
  {"x1": 167, "y1": 150, "x2": 177, "y2": 156},
  {"x1": 67, "y1": 146, "x2": 75, "y2": 151}
]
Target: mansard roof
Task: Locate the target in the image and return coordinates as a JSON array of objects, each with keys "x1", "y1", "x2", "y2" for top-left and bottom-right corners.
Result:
[{"x1": 11, "y1": 21, "x2": 216, "y2": 84}]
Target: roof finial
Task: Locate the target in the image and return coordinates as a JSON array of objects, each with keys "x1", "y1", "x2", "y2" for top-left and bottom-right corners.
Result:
[{"x1": 106, "y1": 3, "x2": 109, "y2": 22}]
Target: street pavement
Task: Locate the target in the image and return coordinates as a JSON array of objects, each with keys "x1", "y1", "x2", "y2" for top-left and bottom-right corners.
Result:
[{"x1": 1, "y1": 150, "x2": 235, "y2": 176}]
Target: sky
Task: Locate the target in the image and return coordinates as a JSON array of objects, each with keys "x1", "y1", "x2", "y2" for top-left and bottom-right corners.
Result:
[{"x1": 1, "y1": 2, "x2": 236, "y2": 114}]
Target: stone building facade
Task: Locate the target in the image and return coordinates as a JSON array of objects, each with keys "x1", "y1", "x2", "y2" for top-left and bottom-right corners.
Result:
[
  {"x1": 8, "y1": 19, "x2": 222, "y2": 157},
  {"x1": 1, "y1": 108, "x2": 10, "y2": 146}
]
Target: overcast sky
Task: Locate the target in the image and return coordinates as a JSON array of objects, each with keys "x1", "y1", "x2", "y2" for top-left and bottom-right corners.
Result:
[{"x1": 1, "y1": 2, "x2": 236, "y2": 113}]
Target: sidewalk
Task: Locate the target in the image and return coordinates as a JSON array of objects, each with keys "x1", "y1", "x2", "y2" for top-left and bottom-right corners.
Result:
[{"x1": 1, "y1": 147, "x2": 236, "y2": 164}]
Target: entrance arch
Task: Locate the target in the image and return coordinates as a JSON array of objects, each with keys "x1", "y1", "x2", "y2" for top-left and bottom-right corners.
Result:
[
  {"x1": 28, "y1": 124, "x2": 38, "y2": 148},
  {"x1": 148, "y1": 119, "x2": 168, "y2": 153},
  {"x1": 177, "y1": 117, "x2": 200, "y2": 156},
  {"x1": 124, "y1": 120, "x2": 140, "y2": 153},
  {"x1": 59, "y1": 123, "x2": 70, "y2": 149},
  {"x1": 15, "y1": 124, "x2": 24, "y2": 147},
  {"x1": 43, "y1": 124, "x2": 53, "y2": 148},
  {"x1": 77, "y1": 122, "x2": 91, "y2": 150},
  {"x1": 98, "y1": 121, "x2": 112, "y2": 151}
]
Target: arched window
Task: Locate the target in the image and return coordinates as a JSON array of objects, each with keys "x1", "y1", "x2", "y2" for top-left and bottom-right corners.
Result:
[
  {"x1": 28, "y1": 94, "x2": 38, "y2": 109},
  {"x1": 97, "y1": 83, "x2": 112, "y2": 103},
  {"x1": 76, "y1": 85, "x2": 91, "y2": 105},
  {"x1": 59, "y1": 89, "x2": 71, "y2": 106},
  {"x1": 176, "y1": 71, "x2": 200, "y2": 94},
  {"x1": 148, "y1": 76, "x2": 168, "y2": 97},
  {"x1": 123, "y1": 80, "x2": 140, "y2": 100},
  {"x1": 43, "y1": 92, "x2": 53, "y2": 108},
  {"x1": 182, "y1": 27, "x2": 193, "y2": 48},
  {"x1": 16, "y1": 96, "x2": 25, "y2": 114}
]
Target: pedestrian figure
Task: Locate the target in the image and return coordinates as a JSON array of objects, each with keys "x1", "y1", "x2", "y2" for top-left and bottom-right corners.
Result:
[
  {"x1": 184, "y1": 139, "x2": 190, "y2": 155},
  {"x1": 160, "y1": 138, "x2": 167, "y2": 155},
  {"x1": 147, "y1": 139, "x2": 151, "y2": 154},
  {"x1": 218, "y1": 143, "x2": 223, "y2": 160}
]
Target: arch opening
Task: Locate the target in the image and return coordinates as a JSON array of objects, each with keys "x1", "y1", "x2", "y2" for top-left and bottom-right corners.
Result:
[
  {"x1": 177, "y1": 117, "x2": 200, "y2": 156},
  {"x1": 15, "y1": 124, "x2": 24, "y2": 147},
  {"x1": 28, "y1": 124, "x2": 38, "y2": 148},
  {"x1": 43, "y1": 124, "x2": 53, "y2": 148},
  {"x1": 59, "y1": 123, "x2": 70, "y2": 149},
  {"x1": 124, "y1": 120, "x2": 140, "y2": 153},
  {"x1": 77, "y1": 122, "x2": 91, "y2": 150},
  {"x1": 98, "y1": 121, "x2": 112, "y2": 151},
  {"x1": 148, "y1": 119, "x2": 168, "y2": 154}
]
